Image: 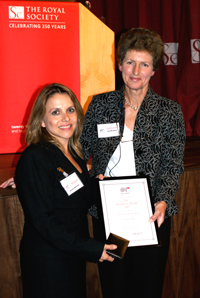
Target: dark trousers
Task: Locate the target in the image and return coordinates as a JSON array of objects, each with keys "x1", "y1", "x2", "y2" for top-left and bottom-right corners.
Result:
[
  {"x1": 20, "y1": 253, "x2": 87, "y2": 298},
  {"x1": 94, "y1": 217, "x2": 171, "y2": 298}
]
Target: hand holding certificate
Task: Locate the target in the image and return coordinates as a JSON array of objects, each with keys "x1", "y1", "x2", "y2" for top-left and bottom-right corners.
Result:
[{"x1": 99, "y1": 176, "x2": 160, "y2": 248}]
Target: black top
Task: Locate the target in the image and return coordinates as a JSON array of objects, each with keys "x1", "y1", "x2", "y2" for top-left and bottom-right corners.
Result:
[{"x1": 15, "y1": 141, "x2": 104, "y2": 262}]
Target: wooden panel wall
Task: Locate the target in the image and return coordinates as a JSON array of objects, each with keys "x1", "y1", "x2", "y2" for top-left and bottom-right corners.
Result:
[
  {"x1": 162, "y1": 168, "x2": 200, "y2": 298},
  {"x1": 0, "y1": 194, "x2": 23, "y2": 298}
]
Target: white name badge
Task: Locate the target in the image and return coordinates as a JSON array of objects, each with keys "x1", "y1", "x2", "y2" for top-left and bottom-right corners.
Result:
[
  {"x1": 60, "y1": 172, "x2": 84, "y2": 196},
  {"x1": 97, "y1": 123, "x2": 120, "y2": 138}
]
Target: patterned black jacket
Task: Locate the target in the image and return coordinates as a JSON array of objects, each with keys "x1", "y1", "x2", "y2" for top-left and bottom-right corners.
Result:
[{"x1": 80, "y1": 85, "x2": 186, "y2": 218}]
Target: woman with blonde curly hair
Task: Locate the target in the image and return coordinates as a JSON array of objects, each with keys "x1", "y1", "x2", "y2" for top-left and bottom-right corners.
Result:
[{"x1": 15, "y1": 83, "x2": 116, "y2": 298}]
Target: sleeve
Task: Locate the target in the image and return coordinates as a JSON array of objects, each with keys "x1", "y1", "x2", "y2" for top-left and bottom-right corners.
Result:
[
  {"x1": 15, "y1": 146, "x2": 104, "y2": 262},
  {"x1": 153, "y1": 103, "x2": 186, "y2": 217}
]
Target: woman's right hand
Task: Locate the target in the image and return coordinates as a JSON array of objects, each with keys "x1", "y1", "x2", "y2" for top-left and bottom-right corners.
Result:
[
  {"x1": 0, "y1": 177, "x2": 16, "y2": 188},
  {"x1": 99, "y1": 244, "x2": 117, "y2": 262}
]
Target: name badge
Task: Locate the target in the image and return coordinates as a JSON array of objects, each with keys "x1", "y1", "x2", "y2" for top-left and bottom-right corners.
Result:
[
  {"x1": 97, "y1": 123, "x2": 120, "y2": 138},
  {"x1": 60, "y1": 172, "x2": 83, "y2": 196}
]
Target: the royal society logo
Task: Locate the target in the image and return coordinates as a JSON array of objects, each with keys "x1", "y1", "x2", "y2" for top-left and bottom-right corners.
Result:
[
  {"x1": 191, "y1": 39, "x2": 200, "y2": 64},
  {"x1": 8, "y1": 5, "x2": 66, "y2": 29},
  {"x1": 163, "y1": 43, "x2": 179, "y2": 65},
  {"x1": 9, "y1": 6, "x2": 24, "y2": 19},
  {"x1": 164, "y1": 40, "x2": 200, "y2": 65}
]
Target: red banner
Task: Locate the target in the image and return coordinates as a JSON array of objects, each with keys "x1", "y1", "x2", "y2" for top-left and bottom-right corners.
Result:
[{"x1": 0, "y1": 1, "x2": 80, "y2": 153}]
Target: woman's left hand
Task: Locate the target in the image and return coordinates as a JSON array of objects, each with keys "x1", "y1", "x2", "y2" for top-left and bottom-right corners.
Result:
[{"x1": 149, "y1": 201, "x2": 167, "y2": 228}]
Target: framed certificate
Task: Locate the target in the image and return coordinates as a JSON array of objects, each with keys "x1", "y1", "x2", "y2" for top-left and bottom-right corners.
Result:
[{"x1": 98, "y1": 176, "x2": 161, "y2": 248}]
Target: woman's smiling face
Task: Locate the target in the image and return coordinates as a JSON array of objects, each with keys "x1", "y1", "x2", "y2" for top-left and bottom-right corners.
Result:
[
  {"x1": 119, "y1": 50, "x2": 155, "y2": 93},
  {"x1": 41, "y1": 92, "x2": 77, "y2": 147}
]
